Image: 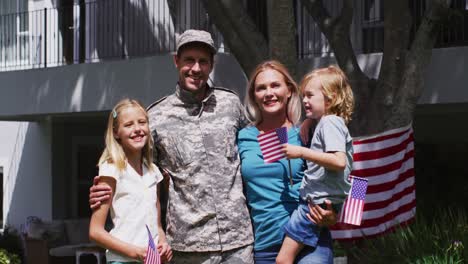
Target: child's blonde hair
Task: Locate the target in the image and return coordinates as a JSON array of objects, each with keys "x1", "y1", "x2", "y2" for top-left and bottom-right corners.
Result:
[
  {"x1": 98, "y1": 98, "x2": 154, "y2": 171},
  {"x1": 300, "y1": 65, "x2": 354, "y2": 124}
]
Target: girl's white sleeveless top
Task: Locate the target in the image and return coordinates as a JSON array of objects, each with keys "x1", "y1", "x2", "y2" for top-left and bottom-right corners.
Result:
[{"x1": 99, "y1": 161, "x2": 163, "y2": 262}]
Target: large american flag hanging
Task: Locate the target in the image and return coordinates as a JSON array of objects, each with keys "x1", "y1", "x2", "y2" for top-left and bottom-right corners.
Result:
[{"x1": 331, "y1": 124, "x2": 416, "y2": 240}]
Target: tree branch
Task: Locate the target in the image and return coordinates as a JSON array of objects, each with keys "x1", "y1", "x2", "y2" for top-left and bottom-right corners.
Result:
[
  {"x1": 402, "y1": 0, "x2": 451, "y2": 103},
  {"x1": 201, "y1": 0, "x2": 269, "y2": 76},
  {"x1": 301, "y1": 0, "x2": 367, "y2": 83},
  {"x1": 388, "y1": 0, "x2": 450, "y2": 129}
]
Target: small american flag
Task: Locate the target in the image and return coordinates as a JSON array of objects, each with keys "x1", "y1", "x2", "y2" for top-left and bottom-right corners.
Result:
[
  {"x1": 257, "y1": 127, "x2": 288, "y2": 163},
  {"x1": 144, "y1": 225, "x2": 161, "y2": 264},
  {"x1": 339, "y1": 176, "x2": 368, "y2": 226}
]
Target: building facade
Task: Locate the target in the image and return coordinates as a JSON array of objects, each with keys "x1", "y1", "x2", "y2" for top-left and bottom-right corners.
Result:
[{"x1": 0, "y1": 0, "x2": 467, "y2": 229}]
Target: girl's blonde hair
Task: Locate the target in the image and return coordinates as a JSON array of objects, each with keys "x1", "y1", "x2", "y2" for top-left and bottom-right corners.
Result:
[
  {"x1": 300, "y1": 65, "x2": 354, "y2": 124},
  {"x1": 98, "y1": 99, "x2": 154, "y2": 171},
  {"x1": 245, "y1": 60, "x2": 302, "y2": 125}
]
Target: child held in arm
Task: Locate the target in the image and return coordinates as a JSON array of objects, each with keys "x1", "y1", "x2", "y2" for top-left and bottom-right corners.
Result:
[
  {"x1": 276, "y1": 66, "x2": 355, "y2": 264},
  {"x1": 89, "y1": 99, "x2": 172, "y2": 263}
]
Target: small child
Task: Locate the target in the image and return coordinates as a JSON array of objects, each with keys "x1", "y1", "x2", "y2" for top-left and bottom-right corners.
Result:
[
  {"x1": 276, "y1": 66, "x2": 354, "y2": 264},
  {"x1": 89, "y1": 99, "x2": 172, "y2": 263}
]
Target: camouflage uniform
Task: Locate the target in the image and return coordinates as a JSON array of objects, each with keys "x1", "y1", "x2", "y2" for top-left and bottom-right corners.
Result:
[{"x1": 147, "y1": 84, "x2": 254, "y2": 254}]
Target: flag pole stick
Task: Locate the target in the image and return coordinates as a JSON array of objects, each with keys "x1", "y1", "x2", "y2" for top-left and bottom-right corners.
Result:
[{"x1": 288, "y1": 160, "x2": 293, "y2": 186}]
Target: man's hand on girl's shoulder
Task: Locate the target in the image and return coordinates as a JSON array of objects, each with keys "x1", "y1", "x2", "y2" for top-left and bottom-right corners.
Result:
[{"x1": 89, "y1": 175, "x2": 112, "y2": 210}]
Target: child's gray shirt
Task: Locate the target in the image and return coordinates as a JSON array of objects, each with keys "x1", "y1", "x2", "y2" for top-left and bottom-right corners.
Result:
[{"x1": 300, "y1": 115, "x2": 354, "y2": 207}]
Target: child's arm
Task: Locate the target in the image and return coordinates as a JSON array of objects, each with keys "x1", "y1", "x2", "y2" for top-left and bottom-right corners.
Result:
[
  {"x1": 282, "y1": 144, "x2": 346, "y2": 171},
  {"x1": 89, "y1": 176, "x2": 147, "y2": 261},
  {"x1": 156, "y1": 183, "x2": 173, "y2": 263}
]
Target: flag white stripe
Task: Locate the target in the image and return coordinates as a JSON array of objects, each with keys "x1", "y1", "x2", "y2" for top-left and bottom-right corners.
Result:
[
  {"x1": 363, "y1": 191, "x2": 415, "y2": 220},
  {"x1": 265, "y1": 154, "x2": 285, "y2": 163},
  {"x1": 260, "y1": 145, "x2": 282, "y2": 155},
  {"x1": 263, "y1": 150, "x2": 283, "y2": 159},
  {"x1": 353, "y1": 130, "x2": 412, "y2": 153},
  {"x1": 365, "y1": 176, "x2": 414, "y2": 203},
  {"x1": 259, "y1": 136, "x2": 279, "y2": 146},
  {"x1": 351, "y1": 158, "x2": 413, "y2": 185},
  {"x1": 353, "y1": 143, "x2": 414, "y2": 169},
  {"x1": 258, "y1": 131, "x2": 277, "y2": 141},
  {"x1": 351, "y1": 123, "x2": 412, "y2": 141}
]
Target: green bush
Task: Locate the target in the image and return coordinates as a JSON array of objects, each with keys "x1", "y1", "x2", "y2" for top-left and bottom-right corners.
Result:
[
  {"x1": 342, "y1": 208, "x2": 467, "y2": 264},
  {"x1": 0, "y1": 227, "x2": 24, "y2": 264},
  {"x1": 0, "y1": 249, "x2": 20, "y2": 264}
]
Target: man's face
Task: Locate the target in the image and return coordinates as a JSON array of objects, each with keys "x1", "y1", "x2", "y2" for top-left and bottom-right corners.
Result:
[{"x1": 174, "y1": 45, "x2": 213, "y2": 96}]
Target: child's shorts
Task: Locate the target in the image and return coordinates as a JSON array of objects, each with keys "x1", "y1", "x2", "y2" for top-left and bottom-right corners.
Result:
[
  {"x1": 283, "y1": 201, "x2": 343, "y2": 247},
  {"x1": 283, "y1": 202, "x2": 321, "y2": 247}
]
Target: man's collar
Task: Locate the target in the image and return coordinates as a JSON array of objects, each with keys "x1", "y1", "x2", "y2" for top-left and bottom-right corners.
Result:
[{"x1": 175, "y1": 83, "x2": 214, "y2": 104}]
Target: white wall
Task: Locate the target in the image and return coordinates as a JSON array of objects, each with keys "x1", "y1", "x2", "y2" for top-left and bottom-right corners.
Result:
[
  {"x1": 0, "y1": 121, "x2": 52, "y2": 228},
  {"x1": 299, "y1": 46, "x2": 468, "y2": 105},
  {"x1": 0, "y1": 53, "x2": 247, "y2": 119}
]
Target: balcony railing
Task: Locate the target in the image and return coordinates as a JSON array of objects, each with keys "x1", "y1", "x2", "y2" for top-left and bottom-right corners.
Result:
[
  {"x1": 1, "y1": 0, "x2": 467, "y2": 72},
  {"x1": 298, "y1": 0, "x2": 468, "y2": 58},
  {"x1": 0, "y1": 0, "x2": 224, "y2": 72}
]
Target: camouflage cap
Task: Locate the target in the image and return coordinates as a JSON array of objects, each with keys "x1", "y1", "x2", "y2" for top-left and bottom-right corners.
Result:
[{"x1": 176, "y1": 29, "x2": 216, "y2": 54}]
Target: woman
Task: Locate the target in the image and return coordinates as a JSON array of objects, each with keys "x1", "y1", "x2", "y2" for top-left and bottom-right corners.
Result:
[{"x1": 239, "y1": 60, "x2": 335, "y2": 263}]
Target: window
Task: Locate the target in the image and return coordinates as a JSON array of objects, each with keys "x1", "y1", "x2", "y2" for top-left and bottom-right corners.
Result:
[
  {"x1": 362, "y1": 0, "x2": 384, "y2": 53},
  {"x1": 364, "y1": 0, "x2": 383, "y2": 23}
]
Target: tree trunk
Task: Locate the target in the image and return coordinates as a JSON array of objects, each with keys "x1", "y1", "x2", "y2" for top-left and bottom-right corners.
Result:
[
  {"x1": 201, "y1": 0, "x2": 269, "y2": 77},
  {"x1": 267, "y1": 0, "x2": 299, "y2": 79}
]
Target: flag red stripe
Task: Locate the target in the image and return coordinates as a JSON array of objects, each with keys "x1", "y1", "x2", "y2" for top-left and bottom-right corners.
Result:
[
  {"x1": 365, "y1": 184, "x2": 415, "y2": 210},
  {"x1": 352, "y1": 150, "x2": 414, "y2": 177},
  {"x1": 353, "y1": 134, "x2": 413, "y2": 161},
  {"x1": 366, "y1": 169, "x2": 414, "y2": 194},
  {"x1": 353, "y1": 129, "x2": 410, "y2": 145},
  {"x1": 259, "y1": 138, "x2": 280, "y2": 147},
  {"x1": 333, "y1": 198, "x2": 416, "y2": 230},
  {"x1": 332, "y1": 217, "x2": 415, "y2": 241}
]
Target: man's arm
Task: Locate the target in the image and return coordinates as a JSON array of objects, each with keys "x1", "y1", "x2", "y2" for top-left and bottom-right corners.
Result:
[{"x1": 89, "y1": 176, "x2": 112, "y2": 210}]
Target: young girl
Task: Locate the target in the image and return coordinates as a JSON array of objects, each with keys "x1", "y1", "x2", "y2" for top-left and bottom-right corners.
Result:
[
  {"x1": 276, "y1": 66, "x2": 354, "y2": 264},
  {"x1": 89, "y1": 99, "x2": 172, "y2": 263}
]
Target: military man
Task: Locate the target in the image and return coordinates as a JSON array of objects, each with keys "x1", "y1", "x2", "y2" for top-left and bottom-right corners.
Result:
[{"x1": 90, "y1": 30, "x2": 254, "y2": 263}]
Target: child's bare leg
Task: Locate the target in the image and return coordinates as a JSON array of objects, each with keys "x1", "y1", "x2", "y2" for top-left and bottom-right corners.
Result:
[{"x1": 276, "y1": 235, "x2": 304, "y2": 264}]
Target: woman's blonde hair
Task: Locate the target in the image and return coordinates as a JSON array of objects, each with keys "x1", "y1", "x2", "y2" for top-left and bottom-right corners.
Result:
[
  {"x1": 245, "y1": 60, "x2": 302, "y2": 125},
  {"x1": 98, "y1": 98, "x2": 154, "y2": 171},
  {"x1": 300, "y1": 65, "x2": 354, "y2": 124}
]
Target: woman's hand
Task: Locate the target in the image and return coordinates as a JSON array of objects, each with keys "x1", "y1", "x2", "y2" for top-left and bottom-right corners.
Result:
[
  {"x1": 89, "y1": 176, "x2": 113, "y2": 210},
  {"x1": 158, "y1": 242, "x2": 173, "y2": 263},
  {"x1": 306, "y1": 199, "x2": 337, "y2": 227}
]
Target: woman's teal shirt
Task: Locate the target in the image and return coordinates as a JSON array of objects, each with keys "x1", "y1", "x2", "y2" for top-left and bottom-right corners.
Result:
[{"x1": 238, "y1": 126, "x2": 305, "y2": 251}]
